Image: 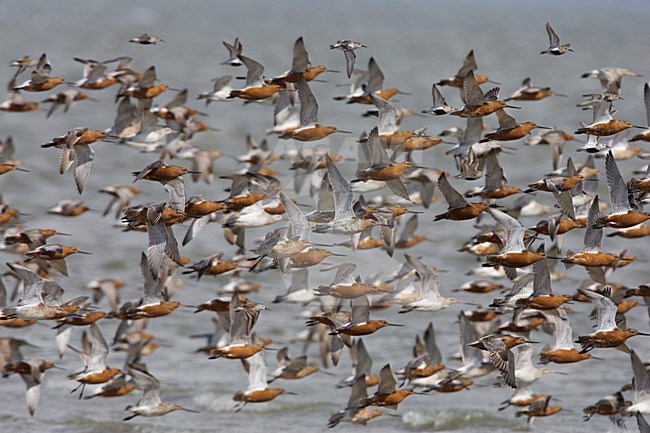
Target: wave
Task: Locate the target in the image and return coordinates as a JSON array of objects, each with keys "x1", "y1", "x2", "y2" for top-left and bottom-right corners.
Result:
[{"x1": 402, "y1": 409, "x2": 527, "y2": 432}]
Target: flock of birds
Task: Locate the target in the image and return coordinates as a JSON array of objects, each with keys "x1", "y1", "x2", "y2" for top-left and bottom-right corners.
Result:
[{"x1": 0, "y1": 21, "x2": 650, "y2": 431}]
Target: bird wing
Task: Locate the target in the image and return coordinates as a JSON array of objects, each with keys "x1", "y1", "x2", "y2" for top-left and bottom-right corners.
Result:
[
  {"x1": 583, "y1": 196, "x2": 603, "y2": 252},
  {"x1": 495, "y1": 109, "x2": 518, "y2": 130},
  {"x1": 239, "y1": 55, "x2": 265, "y2": 88},
  {"x1": 484, "y1": 150, "x2": 505, "y2": 191},
  {"x1": 291, "y1": 36, "x2": 310, "y2": 73},
  {"x1": 488, "y1": 208, "x2": 526, "y2": 252},
  {"x1": 367, "y1": 127, "x2": 390, "y2": 166},
  {"x1": 463, "y1": 71, "x2": 485, "y2": 107},
  {"x1": 630, "y1": 349, "x2": 650, "y2": 403},
  {"x1": 552, "y1": 308, "x2": 575, "y2": 350},
  {"x1": 289, "y1": 268, "x2": 309, "y2": 294},
  {"x1": 247, "y1": 351, "x2": 268, "y2": 391},
  {"x1": 485, "y1": 339, "x2": 516, "y2": 388},
  {"x1": 331, "y1": 263, "x2": 357, "y2": 286},
  {"x1": 366, "y1": 58, "x2": 385, "y2": 94},
  {"x1": 605, "y1": 151, "x2": 631, "y2": 214},
  {"x1": 354, "y1": 339, "x2": 373, "y2": 378},
  {"x1": 138, "y1": 66, "x2": 157, "y2": 88},
  {"x1": 348, "y1": 374, "x2": 369, "y2": 407},
  {"x1": 326, "y1": 155, "x2": 354, "y2": 220},
  {"x1": 350, "y1": 295, "x2": 370, "y2": 324},
  {"x1": 457, "y1": 50, "x2": 478, "y2": 77},
  {"x1": 431, "y1": 84, "x2": 447, "y2": 107},
  {"x1": 296, "y1": 77, "x2": 318, "y2": 127},
  {"x1": 87, "y1": 324, "x2": 109, "y2": 371},
  {"x1": 385, "y1": 178, "x2": 410, "y2": 201},
  {"x1": 578, "y1": 288, "x2": 617, "y2": 332},
  {"x1": 344, "y1": 50, "x2": 356, "y2": 79},
  {"x1": 514, "y1": 343, "x2": 534, "y2": 371},
  {"x1": 463, "y1": 117, "x2": 484, "y2": 145},
  {"x1": 458, "y1": 311, "x2": 482, "y2": 368},
  {"x1": 8, "y1": 263, "x2": 44, "y2": 306},
  {"x1": 532, "y1": 252, "x2": 552, "y2": 296},
  {"x1": 72, "y1": 143, "x2": 94, "y2": 195},
  {"x1": 377, "y1": 364, "x2": 396, "y2": 394},
  {"x1": 145, "y1": 220, "x2": 167, "y2": 278},
  {"x1": 438, "y1": 173, "x2": 468, "y2": 209},
  {"x1": 423, "y1": 322, "x2": 442, "y2": 363},
  {"x1": 129, "y1": 366, "x2": 162, "y2": 407},
  {"x1": 162, "y1": 178, "x2": 186, "y2": 212},
  {"x1": 546, "y1": 22, "x2": 560, "y2": 46},
  {"x1": 398, "y1": 214, "x2": 418, "y2": 242},
  {"x1": 405, "y1": 254, "x2": 441, "y2": 299},
  {"x1": 372, "y1": 95, "x2": 397, "y2": 136},
  {"x1": 279, "y1": 193, "x2": 310, "y2": 240}
]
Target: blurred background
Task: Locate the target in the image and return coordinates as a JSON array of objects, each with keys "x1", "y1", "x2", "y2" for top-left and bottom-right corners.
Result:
[{"x1": 0, "y1": 1, "x2": 649, "y2": 432}]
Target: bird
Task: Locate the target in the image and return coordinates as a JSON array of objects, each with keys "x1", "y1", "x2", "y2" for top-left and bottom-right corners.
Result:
[
  {"x1": 228, "y1": 55, "x2": 282, "y2": 101},
  {"x1": 575, "y1": 99, "x2": 641, "y2": 137},
  {"x1": 221, "y1": 37, "x2": 244, "y2": 66},
  {"x1": 337, "y1": 339, "x2": 380, "y2": 388},
  {"x1": 465, "y1": 149, "x2": 520, "y2": 199},
  {"x1": 124, "y1": 253, "x2": 181, "y2": 319},
  {"x1": 481, "y1": 109, "x2": 551, "y2": 142},
  {"x1": 68, "y1": 324, "x2": 121, "y2": 398},
  {"x1": 505, "y1": 77, "x2": 565, "y2": 101},
  {"x1": 353, "y1": 127, "x2": 413, "y2": 201},
  {"x1": 540, "y1": 22, "x2": 573, "y2": 55},
  {"x1": 627, "y1": 349, "x2": 650, "y2": 415},
  {"x1": 422, "y1": 84, "x2": 455, "y2": 115},
  {"x1": 12, "y1": 53, "x2": 66, "y2": 92},
  {"x1": 271, "y1": 36, "x2": 329, "y2": 84},
  {"x1": 330, "y1": 40, "x2": 366, "y2": 78},
  {"x1": 124, "y1": 365, "x2": 198, "y2": 420},
  {"x1": 596, "y1": 151, "x2": 650, "y2": 228},
  {"x1": 99, "y1": 185, "x2": 141, "y2": 219},
  {"x1": 451, "y1": 71, "x2": 513, "y2": 118},
  {"x1": 562, "y1": 196, "x2": 618, "y2": 284},
  {"x1": 197, "y1": 75, "x2": 233, "y2": 104},
  {"x1": 121, "y1": 66, "x2": 169, "y2": 100},
  {"x1": 484, "y1": 208, "x2": 545, "y2": 274},
  {"x1": 41, "y1": 89, "x2": 94, "y2": 117},
  {"x1": 24, "y1": 243, "x2": 90, "y2": 277},
  {"x1": 328, "y1": 374, "x2": 387, "y2": 428},
  {"x1": 329, "y1": 295, "x2": 402, "y2": 337},
  {"x1": 209, "y1": 293, "x2": 267, "y2": 360},
  {"x1": 512, "y1": 343, "x2": 563, "y2": 387},
  {"x1": 576, "y1": 287, "x2": 650, "y2": 352},
  {"x1": 400, "y1": 254, "x2": 471, "y2": 313},
  {"x1": 515, "y1": 395, "x2": 563, "y2": 425},
  {"x1": 539, "y1": 308, "x2": 591, "y2": 364},
  {"x1": 581, "y1": 66, "x2": 641, "y2": 98},
  {"x1": 470, "y1": 334, "x2": 518, "y2": 388},
  {"x1": 3, "y1": 358, "x2": 57, "y2": 416},
  {"x1": 434, "y1": 173, "x2": 489, "y2": 221},
  {"x1": 321, "y1": 155, "x2": 378, "y2": 249},
  {"x1": 42, "y1": 127, "x2": 105, "y2": 194},
  {"x1": 132, "y1": 159, "x2": 196, "y2": 212},
  {"x1": 344, "y1": 57, "x2": 401, "y2": 104},
  {"x1": 233, "y1": 350, "x2": 294, "y2": 411},
  {"x1": 279, "y1": 77, "x2": 349, "y2": 141},
  {"x1": 129, "y1": 33, "x2": 165, "y2": 44},
  {"x1": 582, "y1": 391, "x2": 632, "y2": 428},
  {"x1": 269, "y1": 346, "x2": 320, "y2": 381},
  {"x1": 314, "y1": 263, "x2": 380, "y2": 299},
  {"x1": 437, "y1": 50, "x2": 493, "y2": 89},
  {"x1": 359, "y1": 364, "x2": 416, "y2": 409},
  {"x1": 400, "y1": 322, "x2": 445, "y2": 383}
]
